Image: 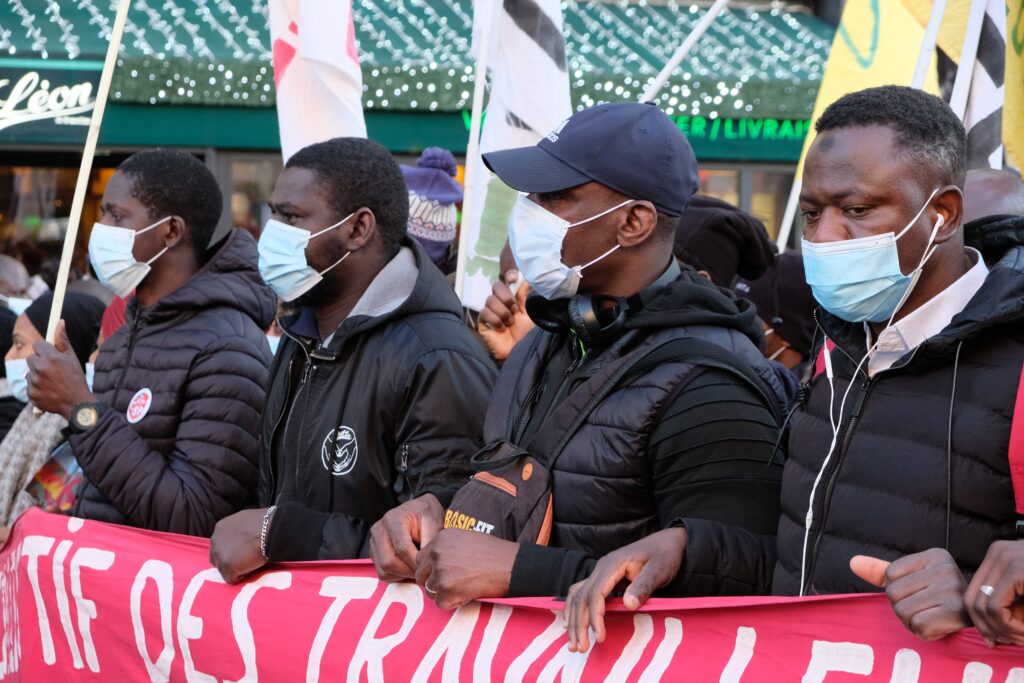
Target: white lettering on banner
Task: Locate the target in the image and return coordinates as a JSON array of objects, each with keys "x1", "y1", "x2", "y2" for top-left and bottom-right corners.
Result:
[
  {"x1": 411, "y1": 602, "x2": 481, "y2": 683},
  {"x1": 227, "y1": 571, "x2": 292, "y2": 683},
  {"x1": 603, "y1": 614, "x2": 654, "y2": 681},
  {"x1": 504, "y1": 612, "x2": 566, "y2": 682},
  {"x1": 0, "y1": 546, "x2": 21, "y2": 678},
  {"x1": 890, "y1": 648, "x2": 921, "y2": 683},
  {"x1": 130, "y1": 560, "x2": 176, "y2": 683},
  {"x1": 473, "y1": 604, "x2": 512, "y2": 683},
  {"x1": 0, "y1": 72, "x2": 94, "y2": 132},
  {"x1": 802, "y1": 641, "x2": 874, "y2": 682},
  {"x1": 537, "y1": 632, "x2": 591, "y2": 682},
  {"x1": 348, "y1": 583, "x2": 424, "y2": 683},
  {"x1": 636, "y1": 617, "x2": 682, "y2": 683},
  {"x1": 305, "y1": 576, "x2": 377, "y2": 683},
  {"x1": 70, "y1": 547, "x2": 115, "y2": 673},
  {"x1": 52, "y1": 540, "x2": 84, "y2": 670},
  {"x1": 21, "y1": 536, "x2": 56, "y2": 665},
  {"x1": 177, "y1": 568, "x2": 225, "y2": 683},
  {"x1": 963, "y1": 662, "x2": 993, "y2": 683},
  {"x1": 721, "y1": 627, "x2": 758, "y2": 683},
  {"x1": 1006, "y1": 669, "x2": 1024, "y2": 683}
]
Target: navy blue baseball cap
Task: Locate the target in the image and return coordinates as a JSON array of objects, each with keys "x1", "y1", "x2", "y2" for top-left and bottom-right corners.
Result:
[{"x1": 482, "y1": 102, "x2": 699, "y2": 217}]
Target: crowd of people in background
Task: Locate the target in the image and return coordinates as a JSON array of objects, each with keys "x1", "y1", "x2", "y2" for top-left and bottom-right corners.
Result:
[{"x1": 1, "y1": 86, "x2": 1023, "y2": 650}]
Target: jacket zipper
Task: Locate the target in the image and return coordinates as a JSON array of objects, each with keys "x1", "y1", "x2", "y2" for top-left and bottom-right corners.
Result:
[
  {"x1": 802, "y1": 375, "x2": 873, "y2": 594},
  {"x1": 115, "y1": 312, "x2": 144, "y2": 395},
  {"x1": 393, "y1": 444, "x2": 409, "y2": 494},
  {"x1": 512, "y1": 381, "x2": 545, "y2": 444},
  {"x1": 270, "y1": 327, "x2": 313, "y2": 503}
]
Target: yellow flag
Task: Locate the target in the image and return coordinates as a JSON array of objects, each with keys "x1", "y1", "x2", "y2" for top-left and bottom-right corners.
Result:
[
  {"x1": 795, "y1": 0, "x2": 940, "y2": 177},
  {"x1": 1006, "y1": 2, "x2": 1023, "y2": 169},
  {"x1": 901, "y1": 0, "x2": 973, "y2": 61}
]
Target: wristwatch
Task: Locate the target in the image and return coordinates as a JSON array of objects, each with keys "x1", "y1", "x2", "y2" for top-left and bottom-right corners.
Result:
[{"x1": 69, "y1": 402, "x2": 106, "y2": 433}]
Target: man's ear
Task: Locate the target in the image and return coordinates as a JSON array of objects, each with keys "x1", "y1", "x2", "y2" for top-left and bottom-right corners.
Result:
[
  {"x1": 163, "y1": 216, "x2": 187, "y2": 250},
  {"x1": 343, "y1": 208, "x2": 378, "y2": 251},
  {"x1": 618, "y1": 201, "x2": 658, "y2": 248},
  {"x1": 931, "y1": 185, "x2": 963, "y2": 245}
]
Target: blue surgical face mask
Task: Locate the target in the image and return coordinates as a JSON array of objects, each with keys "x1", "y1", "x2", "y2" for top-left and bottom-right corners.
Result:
[
  {"x1": 0, "y1": 294, "x2": 31, "y2": 315},
  {"x1": 258, "y1": 214, "x2": 354, "y2": 302},
  {"x1": 5, "y1": 358, "x2": 28, "y2": 403},
  {"x1": 266, "y1": 334, "x2": 281, "y2": 356},
  {"x1": 801, "y1": 189, "x2": 944, "y2": 323},
  {"x1": 507, "y1": 194, "x2": 631, "y2": 300},
  {"x1": 88, "y1": 217, "x2": 171, "y2": 298}
]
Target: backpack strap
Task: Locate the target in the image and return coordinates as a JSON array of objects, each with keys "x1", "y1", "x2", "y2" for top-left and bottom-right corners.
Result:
[
  {"x1": 526, "y1": 336, "x2": 783, "y2": 471},
  {"x1": 1010, "y1": 363, "x2": 1024, "y2": 538}
]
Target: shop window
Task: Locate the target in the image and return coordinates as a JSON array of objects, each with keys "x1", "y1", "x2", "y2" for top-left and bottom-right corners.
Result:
[
  {"x1": 750, "y1": 169, "x2": 795, "y2": 240},
  {"x1": 230, "y1": 156, "x2": 283, "y2": 239},
  {"x1": 698, "y1": 169, "x2": 739, "y2": 207}
]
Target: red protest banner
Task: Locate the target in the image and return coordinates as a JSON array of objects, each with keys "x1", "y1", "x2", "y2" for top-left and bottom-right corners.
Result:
[{"x1": 0, "y1": 509, "x2": 1020, "y2": 682}]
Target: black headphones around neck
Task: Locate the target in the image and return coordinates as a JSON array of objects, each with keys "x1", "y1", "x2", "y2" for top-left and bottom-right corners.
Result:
[{"x1": 526, "y1": 260, "x2": 682, "y2": 347}]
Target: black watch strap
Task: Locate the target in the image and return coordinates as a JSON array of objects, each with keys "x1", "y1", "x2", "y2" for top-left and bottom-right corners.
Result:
[{"x1": 69, "y1": 402, "x2": 106, "y2": 432}]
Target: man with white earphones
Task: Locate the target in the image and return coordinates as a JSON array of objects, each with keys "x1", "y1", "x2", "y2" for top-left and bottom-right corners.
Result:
[{"x1": 563, "y1": 86, "x2": 1024, "y2": 651}]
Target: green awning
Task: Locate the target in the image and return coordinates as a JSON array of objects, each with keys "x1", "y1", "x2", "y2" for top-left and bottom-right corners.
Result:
[{"x1": 0, "y1": 1, "x2": 833, "y2": 120}]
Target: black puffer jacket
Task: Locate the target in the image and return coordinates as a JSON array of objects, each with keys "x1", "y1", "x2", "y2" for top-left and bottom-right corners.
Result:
[
  {"x1": 70, "y1": 229, "x2": 275, "y2": 535},
  {"x1": 492, "y1": 266, "x2": 791, "y2": 596},
  {"x1": 261, "y1": 240, "x2": 497, "y2": 561},
  {"x1": 774, "y1": 243, "x2": 1024, "y2": 595}
]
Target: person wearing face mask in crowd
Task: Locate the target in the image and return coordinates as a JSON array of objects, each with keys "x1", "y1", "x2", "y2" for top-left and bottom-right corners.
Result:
[
  {"x1": 24, "y1": 149, "x2": 275, "y2": 537},
  {"x1": 563, "y1": 86, "x2": 1024, "y2": 651},
  {"x1": 734, "y1": 251, "x2": 818, "y2": 375},
  {"x1": 0, "y1": 292, "x2": 103, "y2": 530},
  {"x1": 371, "y1": 102, "x2": 790, "y2": 609},
  {"x1": 208, "y1": 138, "x2": 496, "y2": 584},
  {"x1": 0, "y1": 254, "x2": 33, "y2": 317}
]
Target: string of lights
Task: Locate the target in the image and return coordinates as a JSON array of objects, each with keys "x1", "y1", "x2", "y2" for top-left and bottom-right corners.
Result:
[{"x1": 0, "y1": 1, "x2": 830, "y2": 120}]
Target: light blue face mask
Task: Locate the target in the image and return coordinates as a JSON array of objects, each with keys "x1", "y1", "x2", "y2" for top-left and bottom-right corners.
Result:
[
  {"x1": 258, "y1": 214, "x2": 354, "y2": 302},
  {"x1": 5, "y1": 358, "x2": 28, "y2": 403},
  {"x1": 0, "y1": 294, "x2": 32, "y2": 315},
  {"x1": 801, "y1": 189, "x2": 944, "y2": 323},
  {"x1": 266, "y1": 334, "x2": 281, "y2": 356}
]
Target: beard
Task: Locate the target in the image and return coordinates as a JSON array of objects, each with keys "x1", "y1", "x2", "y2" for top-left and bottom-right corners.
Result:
[{"x1": 293, "y1": 245, "x2": 348, "y2": 309}]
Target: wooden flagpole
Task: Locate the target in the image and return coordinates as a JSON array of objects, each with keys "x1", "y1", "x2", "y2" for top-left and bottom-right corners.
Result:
[{"x1": 45, "y1": 0, "x2": 132, "y2": 343}]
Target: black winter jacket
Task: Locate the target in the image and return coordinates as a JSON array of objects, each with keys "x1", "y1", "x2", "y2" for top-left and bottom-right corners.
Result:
[
  {"x1": 494, "y1": 266, "x2": 791, "y2": 597},
  {"x1": 261, "y1": 240, "x2": 497, "y2": 561},
  {"x1": 773, "y1": 244, "x2": 1024, "y2": 595},
  {"x1": 70, "y1": 229, "x2": 276, "y2": 535}
]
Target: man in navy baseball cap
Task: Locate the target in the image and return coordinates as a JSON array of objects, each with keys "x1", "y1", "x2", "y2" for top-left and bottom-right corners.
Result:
[
  {"x1": 370, "y1": 101, "x2": 789, "y2": 610},
  {"x1": 483, "y1": 101, "x2": 699, "y2": 217}
]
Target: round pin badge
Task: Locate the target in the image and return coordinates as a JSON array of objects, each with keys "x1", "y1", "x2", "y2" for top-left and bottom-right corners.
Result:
[{"x1": 126, "y1": 388, "x2": 153, "y2": 424}]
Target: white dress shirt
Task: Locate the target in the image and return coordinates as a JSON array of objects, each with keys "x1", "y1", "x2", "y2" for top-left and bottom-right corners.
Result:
[{"x1": 867, "y1": 248, "x2": 988, "y2": 377}]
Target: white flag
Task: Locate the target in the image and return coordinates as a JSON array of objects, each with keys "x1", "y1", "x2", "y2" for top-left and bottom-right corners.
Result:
[
  {"x1": 962, "y1": 0, "x2": 1007, "y2": 169},
  {"x1": 270, "y1": 0, "x2": 366, "y2": 161},
  {"x1": 459, "y1": 0, "x2": 573, "y2": 310}
]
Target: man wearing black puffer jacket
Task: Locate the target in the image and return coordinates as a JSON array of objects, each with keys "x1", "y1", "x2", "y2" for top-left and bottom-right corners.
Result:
[
  {"x1": 563, "y1": 87, "x2": 1024, "y2": 652},
  {"x1": 26, "y1": 149, "x2": 274, "y2": 537},
  {"x1": 372, "y1": 102, "x2": 791, "y2": 609},
  {"x1": 209, "y1": 138, "x2": 496, "y2": 584}
]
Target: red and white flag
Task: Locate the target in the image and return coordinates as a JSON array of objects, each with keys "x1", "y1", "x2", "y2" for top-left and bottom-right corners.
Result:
[{"x1": 270, "y1": 0, "x2": 367, "y2": 161}]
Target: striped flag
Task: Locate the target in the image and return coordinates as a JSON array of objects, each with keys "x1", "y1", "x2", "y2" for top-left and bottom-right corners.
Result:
[
  {"x1": 270, "y1": 0, "x2": 366, "y2": 161},
  {"x1": 459, "y1": 0, "x2": 573, "y2": 310},
  {"x1": 901, "y1": 0, "x2": 1012, "y2": 170},
  {"x1": 962, "y1": 0, "x2": 1007, "y2": 169}
]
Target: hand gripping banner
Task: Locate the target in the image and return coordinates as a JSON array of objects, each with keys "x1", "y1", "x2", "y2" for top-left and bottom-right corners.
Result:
[{"x1": 0, "y1": 509, "x2": 1021, "y2": 682}]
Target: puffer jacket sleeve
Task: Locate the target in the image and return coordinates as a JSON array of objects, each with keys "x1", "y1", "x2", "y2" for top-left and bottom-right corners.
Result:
[
  {"x1": 394, "y1": 348, "x2": 496, "y2": 505},
  {"x1": 69, "y1": 335, "x2": 268, "y2": 536},
  {"x1": 268, "y1": 346, "x2": 496, "y2": 561}
]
